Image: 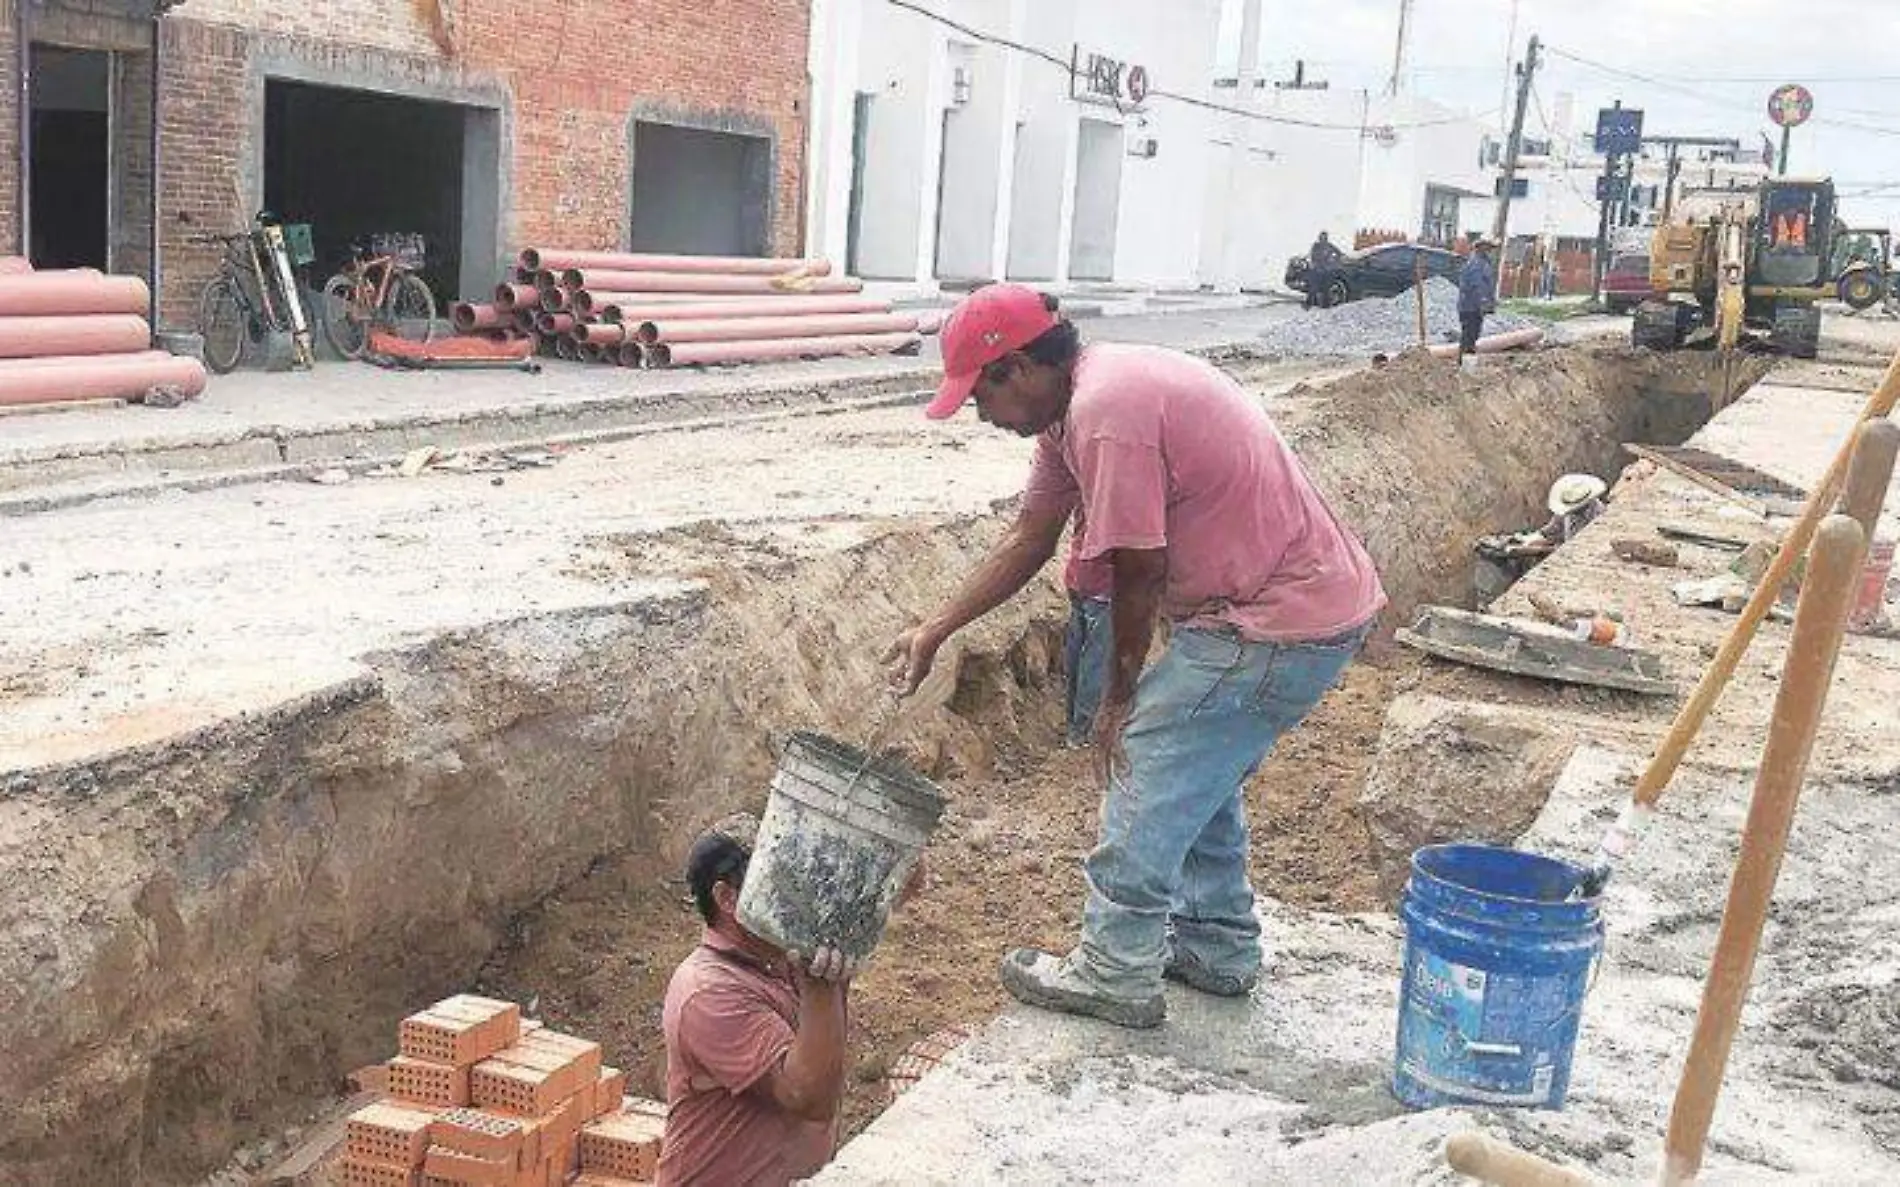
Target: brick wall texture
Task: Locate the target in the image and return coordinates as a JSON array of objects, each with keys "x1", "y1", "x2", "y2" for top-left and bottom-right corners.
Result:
[
  {"x1": 0, "y1": 0, "x2": 17, "y2": 257},
  {"x1": 8, "y1": 0, "x2": 811, "y2": 323}
]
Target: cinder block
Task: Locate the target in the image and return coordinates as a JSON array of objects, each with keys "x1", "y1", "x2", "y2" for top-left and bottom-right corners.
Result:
[
  {"x1": 340, "y1": 1156, "x2": 421, "y2": 1187},
  {"x1": 577, "y1": 1112, "x2": 663, "y2": 1182},
  {"x1": 348, "y1": 1102, "x2": 437, "y2": 1168},
  {"x1": 422, "y1": 1143, "x2": 516, "y2": 1187},
  {"x1": 389, "y1": 1055, "x2": 472, "y2": 1109},
  {"x1": 432, "y1": 1106, "x2": 530, "y2": 1165},
  {"x1": 590, "y1": 1067, "x2": 628, "y2": 1118}
]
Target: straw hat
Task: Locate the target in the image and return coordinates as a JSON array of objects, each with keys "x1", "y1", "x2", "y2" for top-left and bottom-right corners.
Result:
[{"x1": 1548, "y1": 473, "x2": 1608, "y2": 515}]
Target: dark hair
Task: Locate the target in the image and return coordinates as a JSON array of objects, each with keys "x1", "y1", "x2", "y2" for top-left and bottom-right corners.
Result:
[
  {"x1": 685, "y1": 832, "x2": 751, "y2": 924},
  {"x1": 980, "y1": 296, "x2": 1081, "y2": 384}
]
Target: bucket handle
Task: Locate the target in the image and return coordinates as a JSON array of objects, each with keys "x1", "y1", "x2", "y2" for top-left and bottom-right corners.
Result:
[{"x1": 1413, "y1": 953, "x2": 1604, "y2": 1060}]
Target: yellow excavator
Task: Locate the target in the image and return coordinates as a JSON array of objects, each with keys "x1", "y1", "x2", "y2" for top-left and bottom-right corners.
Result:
[{"x1": 1632, "y1": 176, "x2": 1857, "y2": 360}]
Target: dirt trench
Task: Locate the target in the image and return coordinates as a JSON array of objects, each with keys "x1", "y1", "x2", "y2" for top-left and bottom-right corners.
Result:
[{"x1": 0, "y1": 344, "x2": 1758, "y2": 1185}]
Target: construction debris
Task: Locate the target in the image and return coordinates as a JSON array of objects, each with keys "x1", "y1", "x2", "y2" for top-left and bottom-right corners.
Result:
[
  {"x1": 1397, "y1": 604, "x2": 1676, "y2": 695},
  {"x1": 340, "y1": 993, "x2": 660, "y2": 1187},
  {"x1": 1254, "y1": 276, "x2": 1547, "y2": 359},
  {"x1": 1610, "y1": 537, "x2": 1681, "y2": 567},
  {"x1": 370, "y1": 445, "x2": 564, "y2": 480}
]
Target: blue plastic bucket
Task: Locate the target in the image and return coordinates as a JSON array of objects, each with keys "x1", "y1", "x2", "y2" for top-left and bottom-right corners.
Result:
[{"x1": 1392, "y1": 843, "x2": 1603, "y2": 1110}]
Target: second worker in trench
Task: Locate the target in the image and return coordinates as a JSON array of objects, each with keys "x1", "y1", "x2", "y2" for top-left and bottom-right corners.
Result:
[{"x1": 887, "y1": 284, "x2": 1386, "y2": 1028}]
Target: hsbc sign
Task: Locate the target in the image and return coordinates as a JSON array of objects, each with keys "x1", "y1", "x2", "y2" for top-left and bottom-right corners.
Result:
[{"x1": 1072, "y1": 48, "x2": 1151, "y2": 110}]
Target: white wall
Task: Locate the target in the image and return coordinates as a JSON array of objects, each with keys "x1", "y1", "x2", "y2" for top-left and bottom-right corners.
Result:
[
  {"x1": 1006, "y1": 0, "x2": 1080, "y2": 282},
  {"x1": 1204, "y1": 85, "x2": 1367, "y2": 289},
  {"x1": 850, "y1": 0, "x2": 939, "y2": 278},
  {"x1": 1358, "y1": 95, "x2": 1491, "y2": 239}
]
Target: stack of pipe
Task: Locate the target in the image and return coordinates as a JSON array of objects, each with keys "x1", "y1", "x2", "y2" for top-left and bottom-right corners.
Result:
[
  {"x1": 0, "y1": 261, "x2": 207, "y2": 408},
  {"x1": 449, "y1": 250, "x2": 931, "y2": 369}
]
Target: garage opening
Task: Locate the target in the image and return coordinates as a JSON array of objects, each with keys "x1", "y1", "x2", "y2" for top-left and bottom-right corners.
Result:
[
  {"x1": 263, "y1": 80, "x2": 498, "y2": 301},
  {"x1": 630, "y1": 122, "x2": 772, "y2": 257},
  {"x1": 28, "y1": 45, "x2": 110, "y2": 270}
]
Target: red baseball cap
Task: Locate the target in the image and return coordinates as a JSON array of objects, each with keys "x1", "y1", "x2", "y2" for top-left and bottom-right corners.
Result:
[{"x1": 926, "y1": 284, "x2": 1059, "y2": 420}]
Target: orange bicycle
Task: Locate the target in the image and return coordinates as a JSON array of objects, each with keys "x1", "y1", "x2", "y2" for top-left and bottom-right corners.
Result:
[{"x1": 320, "y1": 232, "x2": 438, "y2": 359}]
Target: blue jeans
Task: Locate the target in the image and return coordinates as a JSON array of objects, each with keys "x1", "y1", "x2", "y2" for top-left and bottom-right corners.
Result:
[
  {"x1": 1073, "y1": 623, "x2": 1370, "y2": 996},
  {"x1": 1064, "y1": 595, "x2": 1113, "y2": 746}
]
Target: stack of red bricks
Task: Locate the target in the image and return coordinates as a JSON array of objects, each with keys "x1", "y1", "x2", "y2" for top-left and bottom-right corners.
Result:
[{"x1": 341, "y1": 994, "x2": 666, "y2": 1187}]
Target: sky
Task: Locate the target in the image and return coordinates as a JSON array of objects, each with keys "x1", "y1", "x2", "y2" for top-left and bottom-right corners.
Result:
[{"x1": 1214, "y1": 0, "x2": 1900, "y2": 227}]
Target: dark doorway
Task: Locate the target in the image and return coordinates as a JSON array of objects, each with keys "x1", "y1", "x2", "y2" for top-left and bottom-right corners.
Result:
[
  {"x1": 28, "y1": 45, "x2": 110, "y2": 270},
  {"x1": 263, "y1": 80, "x2": 470, "y2": 300},
  {"x1": 630, "y1": 122, "x2": 771, "y2": 257},
  {"x1": 846, "y1": 94, "x2": 873, "y2": 276}
]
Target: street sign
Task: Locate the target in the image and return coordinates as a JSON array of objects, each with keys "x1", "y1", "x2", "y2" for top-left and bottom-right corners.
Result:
[
  {"x1": 1596, "y1": 173, "x2": 1629, "y2": 202},
  {"x1": 1594, "y1": 107, "x2": 1644, "y2": 156},
  {"x1": 1072, "y1": 48, "x2": 1150, "y2": 110},
  {"x1": 1767, "y1": 84, "x2": 1814, "y2": 128}
]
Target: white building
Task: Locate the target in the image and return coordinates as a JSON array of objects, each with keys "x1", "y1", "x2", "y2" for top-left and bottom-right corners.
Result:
[{"x1": 806, "y1": 0, "x2": 1226, "y2": 292}]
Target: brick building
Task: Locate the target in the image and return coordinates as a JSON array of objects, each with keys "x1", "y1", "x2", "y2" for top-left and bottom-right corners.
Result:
[{"x1": 2, "y1": 0, "x2": 811, "y2": 325}]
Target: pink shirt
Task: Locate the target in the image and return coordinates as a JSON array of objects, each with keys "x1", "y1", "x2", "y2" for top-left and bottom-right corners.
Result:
[
  {"x1": 1024, "y1": 343, "x2": 1385, "y2": 641},
  {"x1": 658, "y1": 931, "x2": 835, "y2": 1187}
]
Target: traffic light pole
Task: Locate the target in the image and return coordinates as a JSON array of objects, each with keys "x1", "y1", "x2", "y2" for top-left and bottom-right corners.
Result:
[{"x1": 1593, "y1": 153, "x2": 1618, "y2": 303}]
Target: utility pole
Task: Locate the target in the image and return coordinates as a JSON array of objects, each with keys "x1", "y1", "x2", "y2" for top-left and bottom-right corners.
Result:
[
  {"x1": 1216, "y1": 0, "x2": 1263, "y2": 292},
  {"x1": 1490, "y1": 35, "x2": 1541, "y2": 255},
  {"x1": 1388, "y1": 0, "x2": 1413, "y2": 97},
  {"x1": 1275, "y1": 60, "x2": 1329, "y2": 91},
  {"x1": 1593, "y1": 152, "x2": 1622, "y2": 302}
]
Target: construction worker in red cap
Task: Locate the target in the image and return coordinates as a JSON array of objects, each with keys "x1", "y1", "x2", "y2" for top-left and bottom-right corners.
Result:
[{"x1": 887, "y1": 283, "x2": 1385, "y2": 1029}]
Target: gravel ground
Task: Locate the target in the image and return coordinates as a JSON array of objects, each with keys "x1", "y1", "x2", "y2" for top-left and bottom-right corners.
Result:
[{"x1": 1258, "y1": 276, "x2": 1550, "y2": 359}]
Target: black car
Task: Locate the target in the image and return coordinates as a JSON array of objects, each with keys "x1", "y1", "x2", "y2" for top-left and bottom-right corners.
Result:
[{"x1": 1285, "y1": 242, "x2": 1463, "y2": 308}]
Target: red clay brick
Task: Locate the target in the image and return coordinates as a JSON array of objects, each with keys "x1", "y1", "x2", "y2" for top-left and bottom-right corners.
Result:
[
  {"x1": 517, "y1": 1030, "x2": 603, "y2": 1083},
  {"x1": 348, "y1": 1102, "x2": 437, "y2": 1168},
  {"x1": 577, "y1": 1112, "x2": 663, "y2": 1182},
  {"x1": 389, "y1": 1055, "x2": 472, "y2": 1109},
  {"x1": 422, "y1": 1143, "x2": 517, "y2": 1187},
  {"x1": 590, "y1": 1067, "x2": 628, "y2": 1119},
  {"x1": 401, "y1": 1008, "x2": 512, "y2": 1067},
  {"x1": 431, "y1": 1106, "x2": 531, "y2": 1166},
  {"x1": 340, "y1": 1156, "x2": 422, "y2": 1187},
  {"x1": 470, "y1": 1059, "x2": 567, "y2": 1118}
]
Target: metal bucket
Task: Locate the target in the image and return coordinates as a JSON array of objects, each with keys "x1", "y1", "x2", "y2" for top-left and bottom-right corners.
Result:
[
  {"x1": 736, "y1": 731, "x2": 946, "y2": 961},
  {"x1": 1393, "y1": 844, "x2": 1603, "y2": 1110}
]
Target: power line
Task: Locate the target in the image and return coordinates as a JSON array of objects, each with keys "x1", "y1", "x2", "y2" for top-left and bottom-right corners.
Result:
[
  {"x1": 1544, "y1": 44, "x2": 1900, "y2": 140},
  {"x1": 883, "y1": 0, "x2": 1496, "y2": 133}
]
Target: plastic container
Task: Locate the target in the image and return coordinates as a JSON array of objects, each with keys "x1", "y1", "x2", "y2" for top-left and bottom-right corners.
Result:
[
  {"x1": 736, "y1": 731, "x2": 946, "y2": 961},
  {"x1": 1849, "y1": 539, "x2": 1894, "y2": 630},
  {"x1": 1393, "y1": 844, "x2": 1603, "y2": 1110}
]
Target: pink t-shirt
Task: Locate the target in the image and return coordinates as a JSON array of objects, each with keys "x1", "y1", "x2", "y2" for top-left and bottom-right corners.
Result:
[
  {"x1": 658, "y1": 931, "x2": 835, "y2": 1187},
  {"x1": 1024, "y1": 343, "x2": 1385, "y2": 641}
]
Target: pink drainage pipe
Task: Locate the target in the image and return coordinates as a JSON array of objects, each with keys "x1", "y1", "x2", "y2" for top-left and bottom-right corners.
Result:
[
  {"x1": 615, "y1": 341, "x2": 647, "y2": 368},
  {"x1": 575, "y1": 322, "x2": 629, "y2": 348},
  {"x1": 0, "y1": 256, "x2": 31, "y2": 275},
  {"x1": 0, "y1": 272, "x2": 151, "y2": 317},
  {"x1": 559, "y1": 269, "x2": 863, "y2": 296},
  {"x1": 641, "y1": 311, "x2": 919, "y2": 346},
  {"x1": 577, "y1": 291, "x2": 740, "y2": 318},
  {"x1": 451, "y1": 302, "x2": 510, "y2": 333},
  {"x1": 587, "y1": 293, "x2": 888, "y2": 322},
  {"x1": 520, "y1": 247, "x2": 833, "y2": 276},
  {"x1": 1422, "y1": 327, "x2": 1545, "y2": 359},
  {"x1": 648, "y1": 331, "x2": 921, "y2": 368},
  {"x1": 0, "y1": 314, "x2": 151, "y2": 359},
  {"x1": 536, "y1": 312, "x2": 577, "y2": 336},
  {"x1": 0, "y1": 351, "x2": 208, "y2": 407},
  {"x1": 493, "y1": 282, "x2": 540, "y2": 311},
  {"x1": 539, "y1": 286, "x2": 571, "y2": 313}
]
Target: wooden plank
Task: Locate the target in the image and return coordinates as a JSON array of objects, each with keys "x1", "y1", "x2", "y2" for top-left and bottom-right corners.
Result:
[{"x1": 1625, "y1": 443, "x2": 1769, "y2": 517}]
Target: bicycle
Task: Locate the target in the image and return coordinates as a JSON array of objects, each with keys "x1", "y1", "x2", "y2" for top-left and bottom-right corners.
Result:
[
  {"x1": 320, "y1": 233, "x2": 438, "y2": 360},
  {"x1": 192, "y1": 229, "x2": 286, "y2": 375}
]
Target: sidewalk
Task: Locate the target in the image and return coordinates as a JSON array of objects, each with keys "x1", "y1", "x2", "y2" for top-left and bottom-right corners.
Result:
[{"x1": 0, "y1": 301, "x2": 1295, "y2": 503}]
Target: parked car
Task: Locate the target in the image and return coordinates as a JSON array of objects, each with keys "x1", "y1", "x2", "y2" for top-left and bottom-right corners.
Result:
[
  {"x1": 1601, "y1": 253, "x2": 1659, "y2": 314},
  {"x1": 1285, "y1": 242, "x2": 1463, "y2": 308}
]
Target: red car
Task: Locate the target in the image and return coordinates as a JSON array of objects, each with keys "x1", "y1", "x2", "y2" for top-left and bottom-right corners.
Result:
[{"x1": 1602, "y1": 253, "x2": 1660, "y2": 314}]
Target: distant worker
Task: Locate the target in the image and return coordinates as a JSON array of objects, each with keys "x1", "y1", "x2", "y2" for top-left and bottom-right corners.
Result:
[
  {"x1": 1308, "y1": 231, "x2": 1343, "y2": 268},
  {"x1": 1459, "y1": 237, "x2": 1499, "y2": 357},
  {"x1": 1536, "y1": 473, "x2": 1608, "y2": 546},
  {"x1": 1772, "y1": 208, "x2": 1809, "y2": 250},
  {"x1": 659, "y1": 815, "x2": 866, "y2": 1186},
  {"x1": 887, "y1": 284, "x2": 1384, "y2": 1029}
]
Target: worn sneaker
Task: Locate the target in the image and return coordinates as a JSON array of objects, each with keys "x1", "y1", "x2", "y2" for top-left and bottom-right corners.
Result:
[
  {"x1": 1163, "y1": 949, "x2": 1259, "y2": 998},
  {"x1": 998, "y1": 948, "x2": 1166, "y2": 1030}
]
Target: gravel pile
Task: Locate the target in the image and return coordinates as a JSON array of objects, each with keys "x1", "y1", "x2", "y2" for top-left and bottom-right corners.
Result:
[{"x1": 1258, "y1": 276, "x2": 1548, "y2": 359}]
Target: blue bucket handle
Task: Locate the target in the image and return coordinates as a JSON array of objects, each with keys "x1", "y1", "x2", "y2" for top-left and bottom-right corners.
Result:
[{"x1": 1411, "y1": 953, "x2": 1603, "y2": 1060}]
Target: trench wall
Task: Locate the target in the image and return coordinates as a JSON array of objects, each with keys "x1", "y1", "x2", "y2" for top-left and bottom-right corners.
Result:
[{"x1": 0, "y1": 344, "x2": 1739, "y2": 1184}]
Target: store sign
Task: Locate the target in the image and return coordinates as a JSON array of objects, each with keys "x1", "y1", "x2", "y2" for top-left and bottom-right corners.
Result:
[
  {"x1": 1594, "y1": 107, "x2": 1644, "y2": 156},
  {"x1": 1073, "y1": 49, "x2": 1150, "y2": 109},
  {"x1": 1767, "y1": 84, "x2": 1813, "y2": 128}
]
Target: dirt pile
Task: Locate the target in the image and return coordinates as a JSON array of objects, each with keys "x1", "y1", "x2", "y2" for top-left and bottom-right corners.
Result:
[{"x1": 1256, "y1": 277, "x2": 1549, "y2": 359}]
